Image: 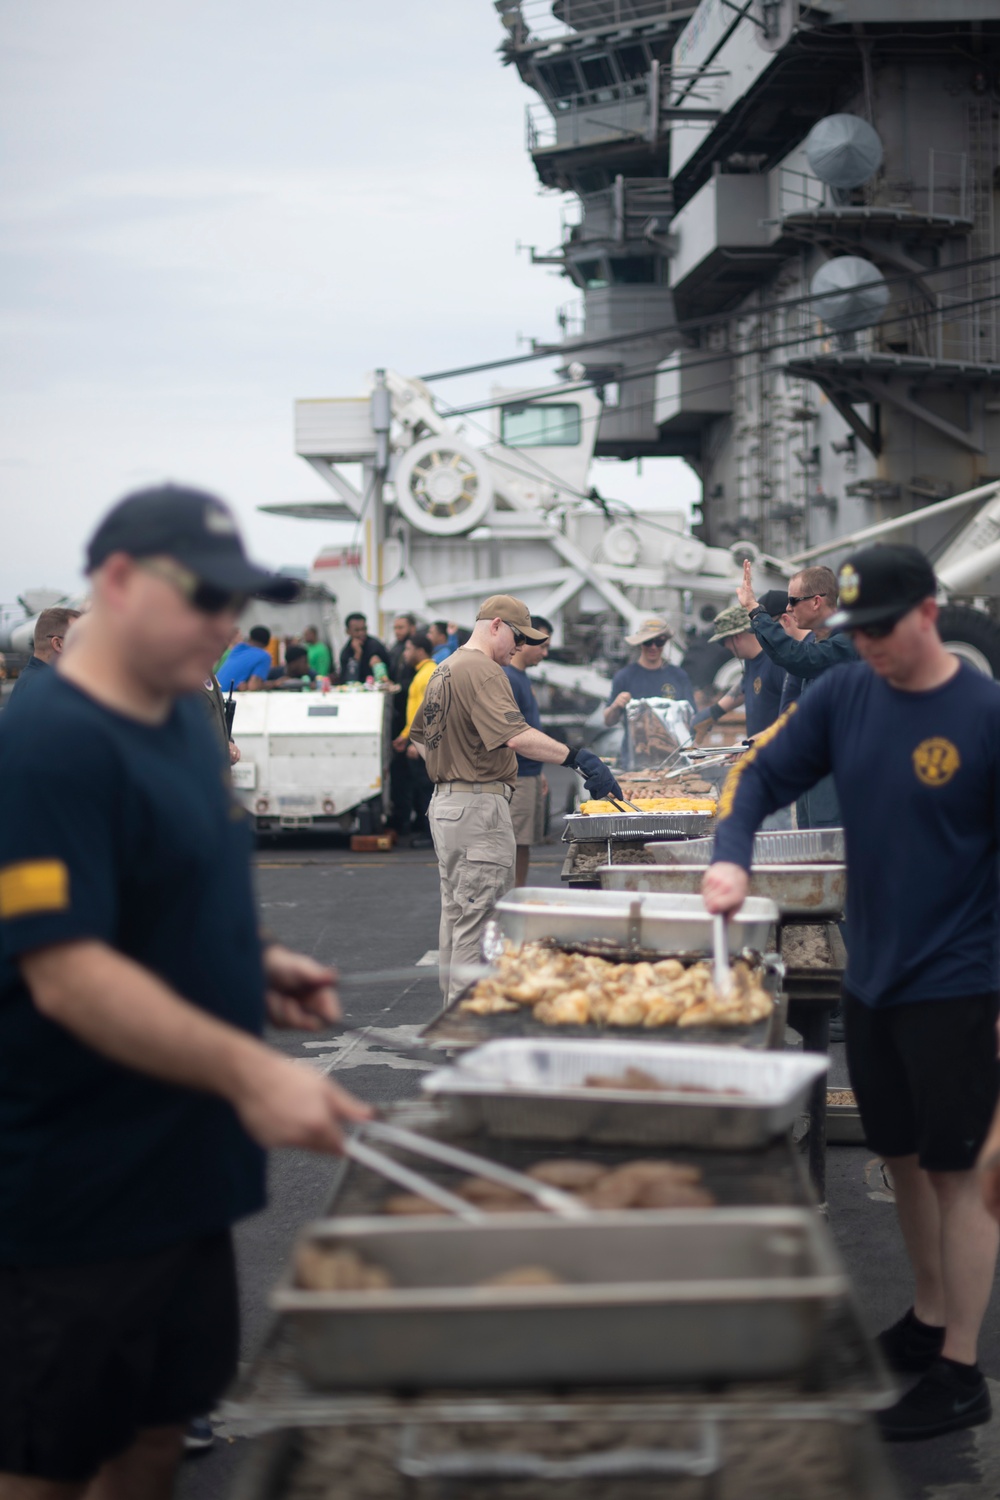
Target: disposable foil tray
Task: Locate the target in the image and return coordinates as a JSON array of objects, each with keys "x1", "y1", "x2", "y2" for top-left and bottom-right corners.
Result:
[
  {"x1": 599, "y1": 864, "x2": 846, "y2": 920},
  {"x1": 563, "y1": 811, "x2": 715, "y2": 843},
  {"x1": 422, "y1": 1040, "x2": 829, "y2": 1148},
  {"x1": 274, "y1": 1209, "x2": 847, "y2": 1390},
  {"x1": 494, "y1": 888, "x2": 778, "y2": 956},
  {"x1": 648, "y1": 829, "x2": 845, "y2": 866}
]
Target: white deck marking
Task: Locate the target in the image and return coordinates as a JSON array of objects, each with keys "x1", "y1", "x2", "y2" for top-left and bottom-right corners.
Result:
[
  {"x1": 301, "y1": 1023, "x2": 434, "y2": 1073},
  {"x1": 415, "y1": 950, "x2": 439, "y2": 966}
]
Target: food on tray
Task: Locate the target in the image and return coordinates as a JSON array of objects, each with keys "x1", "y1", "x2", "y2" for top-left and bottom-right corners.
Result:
[
  {"x1": 384, "y1": 1192, "x2": 450, "y2": 1216},
  {"x1": 376, "y1": 1156, "x2": 715, "y2": 1217},
  {"x1": 295, "y1": 1244, "x2": 393, "y2": 1292},
  {"x1": 570, "y1": 842, "x2": 657, "y2": 874},
  {"x1": 458, "y1": 1178, "x2": 535, "y2": 1210},
  {"x1": 460, "y1": 941, "x2": 773, "y2": 1029},
  {"x1": 781, "y1": 924, "x2": 833, "y2": 970},
  {"x1": 579, "y1": 796, "x2": 716, "y2": 815},
  {"x1": 618, "y1": 773, "x2": 719, "y2": 799},
  {"x1": 479, "y1": 1266, "x2": 564, "y2": 1287},
  {"x1": 582, "y1": 1160, "x2": 713, "y2": 1210},
  {"x1": 526, "y1": 1159, "x2": 607, "y2": 1190},
  {"x1": 583, "y1": 1067, "x2": 748, "y2": 1097},
  {"x1": 827, "y1": 1088, "x2": 856, "y2": 1107}
]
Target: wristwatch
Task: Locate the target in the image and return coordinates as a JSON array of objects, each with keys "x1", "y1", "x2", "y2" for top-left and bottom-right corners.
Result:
[{"x1": 748, "y1": 605, "x2": 767, "y2": 621}]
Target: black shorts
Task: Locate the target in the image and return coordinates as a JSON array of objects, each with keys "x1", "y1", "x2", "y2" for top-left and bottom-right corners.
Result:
[
  {"x1": 843, "y1": 989, "x2": 1000, "y2": 1171},
  {"x1": 0, "y1": 1229, "x2": 238, "y2": 1484}
]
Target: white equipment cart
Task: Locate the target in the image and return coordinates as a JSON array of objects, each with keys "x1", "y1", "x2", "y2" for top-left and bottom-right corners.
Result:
[{"x1": 229, "y1": 687, "x2": 393, "y2": 835}]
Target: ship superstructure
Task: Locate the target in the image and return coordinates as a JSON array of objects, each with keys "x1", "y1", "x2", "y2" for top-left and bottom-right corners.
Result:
[{"x1": 503, "y1": 0, "x2": 1000, "y2": 575}]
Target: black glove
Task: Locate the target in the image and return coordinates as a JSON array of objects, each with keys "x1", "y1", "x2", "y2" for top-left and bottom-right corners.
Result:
[
  {"x1": 565, "y1": 747, "x2": 623, "y2": 802},
  {"x1": 691, "y1": 703, "x2": 724, "y2": 728}
]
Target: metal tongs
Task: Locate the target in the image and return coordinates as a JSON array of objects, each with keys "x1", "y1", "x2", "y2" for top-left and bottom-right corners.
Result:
[
  {"x1": 608, "y1": 793, "x2": 644, "y2": 814},
  {"x1": 344, "y1": 1120, "x2": 590, "y2": 1223},
  {"x1": 712, "y1": 912, "x2": 733, "y2": 997}
]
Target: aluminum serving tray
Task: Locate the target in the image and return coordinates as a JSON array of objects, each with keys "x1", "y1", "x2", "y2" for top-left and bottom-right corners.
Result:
[
  {"x1": 422, "y1": 1040, "x2": 828, "y2": 1148},
  {"x1": 494, "y1": 888, "x2": 778, "y2": 956},
  {"x1": 274, "y1": 1209, "x2": 847, "y2": 1390},
  {"x1": 599, "y1": 864, "x2": 847, "y2": 920},
  {"x1": 563, "y1": 811, "x2": 716, "y2": 843},
  {"x1": 649, "y1": 829, "x2": 845, "y2": 866}
]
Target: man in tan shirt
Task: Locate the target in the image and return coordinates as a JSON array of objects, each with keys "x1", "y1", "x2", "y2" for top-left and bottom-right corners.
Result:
[{"x1": 410, "y1": 594, "x2": 621, "y2": 1001}]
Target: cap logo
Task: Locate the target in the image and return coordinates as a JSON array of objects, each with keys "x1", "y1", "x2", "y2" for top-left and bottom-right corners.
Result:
[
  {"x1": 913, "y1": 738, "x2": 960, "y2": 788},
  {"x1": 839, "y1": 565, "x2": 861, "y2": 606},
  {"x1": 204, "y1": 504, "x2": 237, "y2": 536}
]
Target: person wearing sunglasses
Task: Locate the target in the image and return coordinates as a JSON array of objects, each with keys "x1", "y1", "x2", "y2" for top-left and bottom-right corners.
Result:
[
  {"x1": 706, "y1": 543, "x2": 1000, "y2": 1444},
  {"x1": 603, "y1": 616, "x2": 695, "y2": 769},
  {"x1": 736, "y1": 561, "x2": 856, "y2": 831},
  {"x1": 692, "y1": 603, "x2": 786, "y2": 739},
  {"x1": 0, "y1": 485, "x2": 374, "y2": 1497},
  {"x1": 409, "y1": 593, "x2": 622, "y2": 1002}
]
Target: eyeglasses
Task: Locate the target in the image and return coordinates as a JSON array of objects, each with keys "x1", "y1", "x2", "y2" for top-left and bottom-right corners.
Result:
[
  {"x1": 642, "y1": 635, "x2": 670, "y2": 648},
  {"x1": 139, "y1": 558, "x2": 248, "y2": 616},
  {"x1": 850, "y1": 613, "x2": 904, "y2": 641},
  {"x1": 786, "y1": 594, "x2": 818, "y2": 609},
  {"x1": 502, "y1": 620, "x2": 526, "y2": 648}
]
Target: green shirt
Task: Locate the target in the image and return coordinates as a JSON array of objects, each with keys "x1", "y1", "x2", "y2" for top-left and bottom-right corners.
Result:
[{"x1": 306, "y1": 641, "x2": 333, "y2": 676}]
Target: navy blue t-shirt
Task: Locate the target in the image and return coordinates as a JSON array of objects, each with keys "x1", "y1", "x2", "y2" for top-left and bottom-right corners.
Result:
[
  {"x1": 6, "y1": 653, "x2": 48, "y2": 704},
  {"x1": 742, "y1": 651, "x2": 784, "y2": 738},
  {"x1": 714, "y1": 660, "x2": 1000, "y2": 1008},
  {"x1": 608, "y1": 661, "x2": 695, "y2": 709},
  {"x1": 0, "y1": 672, "x2": 267, "y2": 1265},
  {"x1": 503, "y1": 664, "x2": 543, "y2": 777}
]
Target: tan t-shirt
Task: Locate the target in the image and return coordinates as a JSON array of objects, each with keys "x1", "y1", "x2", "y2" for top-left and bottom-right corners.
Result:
[{"x1": 410, "y1": 649, "x2": 527, "y2": 786}]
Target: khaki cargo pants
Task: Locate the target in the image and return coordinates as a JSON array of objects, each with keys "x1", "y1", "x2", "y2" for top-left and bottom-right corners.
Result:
[{"x1": 429, "y1": 785, "x2": 516, "y2": 1003}]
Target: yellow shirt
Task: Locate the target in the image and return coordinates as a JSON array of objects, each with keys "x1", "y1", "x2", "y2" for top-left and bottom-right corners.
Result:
[{"x1": 403, "y1": 657, "x2": 437, "y2": 739}]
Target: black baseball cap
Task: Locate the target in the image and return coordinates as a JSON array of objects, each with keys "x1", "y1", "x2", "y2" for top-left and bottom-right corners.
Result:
[
  {"x1": 758, "y1": 589, "x2": 791, "y2": 619},
  {"x1": 86, "y1": 484, "x2": 300, "y2": 602},
  {"x1": 827, "y1": 544, "x2": 937, "y2": 632}
]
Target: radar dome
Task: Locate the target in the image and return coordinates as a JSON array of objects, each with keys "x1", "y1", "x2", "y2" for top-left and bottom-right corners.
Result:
[
  {"x1": 810, "y1": 256, "x2": 889, "y2": 333},
  {"x1": 805, "y1": 114, "x2": 883, "y2": 190}
]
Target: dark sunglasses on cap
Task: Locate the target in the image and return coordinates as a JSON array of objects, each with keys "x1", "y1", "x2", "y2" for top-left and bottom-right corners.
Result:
[
  {"x1": 139, "y1": 558, "x2": 249, "y2": 616},
  {"x1": 850, "y1": 612, "x2": 906, "y2": 641}
]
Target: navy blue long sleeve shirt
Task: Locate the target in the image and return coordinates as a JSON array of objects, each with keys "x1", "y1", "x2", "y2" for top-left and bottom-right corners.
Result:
[
  {"x1": 713, "y1": 660, "x2": 1000, "y2": 1008},
  {"x1": 751, "y1": 612, "x2": 858, "y2": 679}
]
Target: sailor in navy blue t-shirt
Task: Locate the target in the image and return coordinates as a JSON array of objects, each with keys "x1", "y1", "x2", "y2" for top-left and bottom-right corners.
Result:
[
  {"x1": 604, "y1": 616, "x2": 694, "y2": 768},
  {"x1": 0, "y1": 486, "x2": 371, "y2": 1491},
  {"x1": 692, "y1": 603, "x2": 784, "y2": 739},
  {"x1": 705, "y1": 545, "x2": 1000, "y2": 1442}
]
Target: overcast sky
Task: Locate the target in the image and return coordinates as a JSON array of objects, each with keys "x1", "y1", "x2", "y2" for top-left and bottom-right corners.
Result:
[{"x1": 0, "y1": 0, "x2": 698, "y2": 604}]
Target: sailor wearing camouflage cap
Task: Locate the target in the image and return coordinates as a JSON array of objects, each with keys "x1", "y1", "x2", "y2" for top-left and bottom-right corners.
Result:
[{"x1": 692, "y1": 602, "x2": 785, "y2": 739}]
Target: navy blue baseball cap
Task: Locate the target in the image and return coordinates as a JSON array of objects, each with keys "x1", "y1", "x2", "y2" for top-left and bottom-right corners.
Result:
[
  {"x1": 827, "y1": 544, "x2": 936, "y2": 632},
  {"x1": 86, "y1": 484, "x2": 299, "y2": 602}
]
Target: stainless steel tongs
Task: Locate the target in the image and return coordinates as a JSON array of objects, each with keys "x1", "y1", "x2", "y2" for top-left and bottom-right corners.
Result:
[{"x1": 343, "y1": 1120, "x2": 590, "y2": 1223}]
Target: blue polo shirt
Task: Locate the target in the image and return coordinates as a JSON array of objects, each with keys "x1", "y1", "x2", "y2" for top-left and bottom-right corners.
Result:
[
  {"x1": 714, "y1": 660, "x2": 1000, "y2": 1008},
  {"x1": 0, "y1": 672, "x2": 267, "y2": 1264}
]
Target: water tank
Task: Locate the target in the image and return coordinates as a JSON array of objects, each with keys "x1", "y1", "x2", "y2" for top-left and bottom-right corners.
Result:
[
  {"x1": 805, "y1": 114, "x2": 883, "y2": 190},
  {"x1": 810, "y1": 256, "x2": 889, "y2": 333}
]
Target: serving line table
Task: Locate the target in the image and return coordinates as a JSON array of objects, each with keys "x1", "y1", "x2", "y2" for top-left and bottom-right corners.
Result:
[{"x1": 224, "y1": 1101, "x2": 897, "y2": 1500}]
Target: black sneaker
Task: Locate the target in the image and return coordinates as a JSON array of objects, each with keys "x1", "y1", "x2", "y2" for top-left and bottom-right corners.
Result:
[
  {"x1": 878, "y1": 1307, "x2": 945, "y2": 1374},
  {"x1": 183, "y1": 1416, "x2": 215, "y2": 1456},
  {"x1": 878, "y1": 1359, "x2": 991, "y2": 1442}
]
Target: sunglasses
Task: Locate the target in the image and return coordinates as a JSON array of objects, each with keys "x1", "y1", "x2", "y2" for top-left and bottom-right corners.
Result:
[
  {"x1": 850, "y1": 613, "x2": 904, "y2": 641},
  {"x1": 139, "y1": 558, "x2": 248, "y2": 616},
  {"x1": 642, "y1": 635, "x2": 670, "y2": 648},
  {"x1": 786, "y1": 594, "x2": 818, "y2": 609},
  {"x1": 502, "y1": 620, "x2": 526, "y2": 648}
]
